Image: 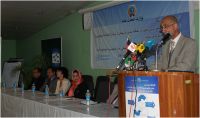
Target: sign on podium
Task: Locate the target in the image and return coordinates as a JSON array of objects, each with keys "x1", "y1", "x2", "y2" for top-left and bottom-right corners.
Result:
[{"x1": 118, "y1": 71, "x2": 199, "y2": 117}]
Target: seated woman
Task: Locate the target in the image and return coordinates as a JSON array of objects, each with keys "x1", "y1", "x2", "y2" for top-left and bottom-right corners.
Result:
[
  {"x1": 68, "y1": 69, "x2": 83, "y2": 97},
  {"x1": 55, "y1": 67, "x2": 71, "y2": 95}
]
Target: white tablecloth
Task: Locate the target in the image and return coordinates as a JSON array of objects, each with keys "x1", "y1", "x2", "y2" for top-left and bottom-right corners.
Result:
[{"x1": 1, "y1": 88, "x2": 118, "y2": 117}]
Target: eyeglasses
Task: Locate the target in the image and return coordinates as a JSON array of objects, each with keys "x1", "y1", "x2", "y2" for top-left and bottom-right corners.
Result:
[{"x1": 160, "y1": 23, "x2": 175, "y2": 30}]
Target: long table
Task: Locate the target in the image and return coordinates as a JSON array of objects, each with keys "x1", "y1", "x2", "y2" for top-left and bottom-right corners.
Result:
[{"x1": 1, "y1": 88, "x2": 118, "y2": 117}]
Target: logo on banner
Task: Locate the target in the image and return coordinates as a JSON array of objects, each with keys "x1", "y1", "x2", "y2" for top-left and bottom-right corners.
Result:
[
  {"x1": 128, "y1": 4, "x2": 137, "y2": 17},
  {"x1": 52, "y1": 48, "x2": 60, "y2": 67}
]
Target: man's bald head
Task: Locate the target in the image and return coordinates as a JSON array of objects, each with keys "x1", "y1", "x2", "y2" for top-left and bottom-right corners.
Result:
[
  {"x1": 160, "y1": 15, "x2": 178, "y2": 25},
  {"x1": 160, "y1": 15, "x2": 180, "y2": 39}
]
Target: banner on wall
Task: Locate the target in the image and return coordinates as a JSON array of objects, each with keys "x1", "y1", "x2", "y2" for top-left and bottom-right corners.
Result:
[
  {"x1": 125, "y1": 76, "x2": 159, "y2": 117},
  {"x1": 91, "y1": 1, "x2": 191, "y2": 69}
]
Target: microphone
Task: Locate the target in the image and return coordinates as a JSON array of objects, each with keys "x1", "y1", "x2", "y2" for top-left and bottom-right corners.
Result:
[
  {"x1": 159, "y1": 33, "x2": 171, "y2": 45},
  {"x1": 126, "y1": 35, "x2": 131, "y2": 47},
  {"x1": 131, "y1": 51, "x2": 138, "y2": 62},
  {"x1": 145, "y1": 39, "x2": 156, "y2": 50},
  {"x1": 143, "y1": 39, "x2": 157, "y2": 57},
  {"x1": 116, "y1": 37, "x2": 137, "y2": 70},
  {"x1": 137, "y1": 43, "x2": 145, "y2": 53},
  {"x1": 124, "y1": 57, "x2": 133, "y2": 68}
]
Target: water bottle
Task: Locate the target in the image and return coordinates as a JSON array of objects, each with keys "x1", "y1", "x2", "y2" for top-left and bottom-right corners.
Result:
[
  {"x1": 21, "y1": 82, "x2": 24, "y2": 94},
  {"x1": 13, "y1": 82, "x2": 17, "y2": 92},
  {"x1": 32, "y1": 83, "x2": 36, "y2": 95},
  {"x1": 2, "y1": 81, "x2": 6, "y2": 92},
  {"x1": 85, "y1": 89, "x2": 91, "y2": 106},
  {"x1": 2, "y1": 81, "x2": 6, "y2": 89},
  {"x1": 59, "y1": 90, "x2": 64, "y2": 97},
  {"x1": 45, "y1": 85, "x2": 49, "y2": 98}
]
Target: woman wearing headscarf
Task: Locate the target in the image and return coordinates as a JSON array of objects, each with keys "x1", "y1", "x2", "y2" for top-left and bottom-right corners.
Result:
[{"x1": 68, "y1": 69, "x2": 83, "y2": 97}]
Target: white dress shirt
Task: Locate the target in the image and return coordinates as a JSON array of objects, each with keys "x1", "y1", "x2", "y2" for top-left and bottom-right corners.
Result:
[{"x1": 170, "y1": 32, "x2": 181, "y2": 49}]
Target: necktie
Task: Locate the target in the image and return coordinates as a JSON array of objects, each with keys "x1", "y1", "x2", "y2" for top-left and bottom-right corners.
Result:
[
  {"x1": 168, "y1": 41, "x2": 175, "y2": 67},
  {"x1": 170, "y1": 40, "x2": 175, "y2": 52}
]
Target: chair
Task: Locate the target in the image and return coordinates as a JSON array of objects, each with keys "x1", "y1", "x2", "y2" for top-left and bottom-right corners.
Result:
[
  {"x1": 73, "y1": 75, "x2": 95, "y2": 99},
  {"x1": 94, "y1": 76, "x2": 114, "y2": 103},
  {"x1": 82, "y1": 75, "x2": 95, "y2": 98}
]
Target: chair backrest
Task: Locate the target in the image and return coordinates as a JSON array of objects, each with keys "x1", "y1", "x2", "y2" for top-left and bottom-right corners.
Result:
[
  {"x1": 81, "y1": 75, "x2": 95, "y2": 98},
  {"x1": 94, "y1": 76, "x2": 114, "y2": 103}
]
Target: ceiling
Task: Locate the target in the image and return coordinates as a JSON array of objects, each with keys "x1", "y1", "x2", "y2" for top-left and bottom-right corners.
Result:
[{"x1": 1, "y1": 1, "x2": 93, "y2": 40}]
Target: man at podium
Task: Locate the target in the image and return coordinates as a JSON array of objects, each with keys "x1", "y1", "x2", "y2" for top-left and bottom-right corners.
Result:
[{"x1": 158, "y1": 15, "x2": 197, "y2": 72}]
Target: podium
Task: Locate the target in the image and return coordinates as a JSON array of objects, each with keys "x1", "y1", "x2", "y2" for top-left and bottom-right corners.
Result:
[{"x1": 118, "y1": 71, "x2": 199, "y2": 117}]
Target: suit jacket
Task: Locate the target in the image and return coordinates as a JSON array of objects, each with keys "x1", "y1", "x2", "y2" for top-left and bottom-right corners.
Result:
[
  {"x1": 29, "y1": 76, "x2": 45, "y2": 91},
  {"x1": 158, "y1": 34, "x2": 197, "y2": 72},
  {"x1": 40, "y1": 76, "x2": 57, "y2": 93},
  {"x1": 48, "y1": 76, "x2": 57, "y2": 93}
]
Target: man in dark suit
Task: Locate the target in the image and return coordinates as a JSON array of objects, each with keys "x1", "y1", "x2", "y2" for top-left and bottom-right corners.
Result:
[
  {"x1": 40, "y1": 67, "x2": 57, "y2": 93},
  {"x1": 29, "y1": 67, "x2": 45, "y2": 91},
  {"x1": 158, "y1": 15, "x2": 197, "y2": 72}
]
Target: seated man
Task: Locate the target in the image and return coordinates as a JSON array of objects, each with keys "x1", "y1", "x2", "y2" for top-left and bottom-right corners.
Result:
[
  {"x1": 40, "y1": 67, "x2": 57, "y2": 93},
  {"x1": 29, "y1": 67, "x2": 45, "y2": 91},
  {"x1": 158, "y1": 15, "x2": 197, "y2": 72}
]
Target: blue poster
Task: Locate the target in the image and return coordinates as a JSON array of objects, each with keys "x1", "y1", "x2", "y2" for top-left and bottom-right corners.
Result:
[
  {"x1": 91, "y1": 1, "x2": 190, "y2": 69},
  {"x1": 125, "y1": 76, "x2": 160, "y2": 117}
]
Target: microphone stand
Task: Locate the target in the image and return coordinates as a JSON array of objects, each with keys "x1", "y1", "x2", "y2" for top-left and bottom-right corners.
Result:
[
  {"x1": 152, "y1": 33, "x2": 171, "y2": 71},
  {"x1": 152, "y1": 41, "x2": 163, "y2": 72}
]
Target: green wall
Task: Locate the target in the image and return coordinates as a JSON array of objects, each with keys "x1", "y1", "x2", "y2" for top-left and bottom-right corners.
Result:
[
  {"x1": 1, "y1": 40, "x2": 16, "y2": 66},
  {"x1": 194, "y1": 9, "x2": 199, "y2": 73},
  {"x1": 16, "y1": 12, "x2": 108, "y2": 83}
]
